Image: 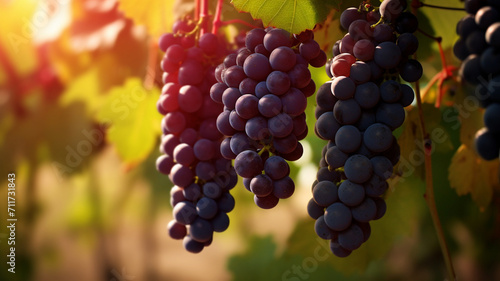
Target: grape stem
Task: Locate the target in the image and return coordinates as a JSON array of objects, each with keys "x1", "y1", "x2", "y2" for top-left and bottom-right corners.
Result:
[
  {"x1": 212, "y1": 0, "x2": 224, "y2": 34},
  {"x1": 416, "y1": 28, "x2": 457, "y2": 108},
  {"x1": 414, "y1": 1, "x2": 465, "y2": 11},
  {"x1": 200, "y1": 0, "x2": 210, "y2": 35},
  {"x1": 194, "y1": 0, "x2": 200, "y2": 21},
  {"x1": 412, "y1": 1, "x2": 457, "y2": 280}
]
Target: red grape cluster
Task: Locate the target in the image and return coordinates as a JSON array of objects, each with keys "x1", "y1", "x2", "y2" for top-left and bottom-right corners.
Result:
[
  {"x1": 309, "y1": 0, "x2": 419, "y2": 257},
  {"x1": 156, "y1": 23, "x2": 240, "y2": 253},
  {"x1": 211, "y1": 27, "x2": 327, "y2": 209}
]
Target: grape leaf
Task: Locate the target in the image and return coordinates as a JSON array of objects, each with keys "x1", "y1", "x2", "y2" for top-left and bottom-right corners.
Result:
[
  {"x1": 118, "y1": 0, "x2": 192, "y2": 38},
  {"x1": 448, "y1": 144, "x2": 498, "y2": 210},
  {"x1": 448, "y1": 106, "x2": 500, "y2": 210},
  {"x1": 97, "y1": 78, "x2": 162, "y2": 165},
  {"x1": 231, "y1": 0, "x2": 337, "y2": 34}
]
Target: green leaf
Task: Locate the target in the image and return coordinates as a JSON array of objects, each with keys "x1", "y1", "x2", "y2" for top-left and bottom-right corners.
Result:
[
  {"x1": 416, "y1": 0, "x2": 465, "y2": 59},
  {"x1": 231, "y1": 0, "x2": 337, "y2": 34},
  {"x1": 97, "y1": 78, "x2": 162, "y2": 165}
]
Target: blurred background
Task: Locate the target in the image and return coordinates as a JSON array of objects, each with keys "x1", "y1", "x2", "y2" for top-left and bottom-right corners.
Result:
[{"x1": 0, "y1": 0, "x2": 499, "y2": 280}]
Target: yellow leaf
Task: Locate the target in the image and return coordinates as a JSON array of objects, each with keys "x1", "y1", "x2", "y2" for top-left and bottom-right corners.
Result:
[
  {"x1": 97, "y1": 78, "x2": 162, "y2": 165},
  {"x1": 118, "y1": 0, "x2": 185, "y2": 39},
  {"x1": 449, "y1": 144, "x2": 498, "y2": 210}
]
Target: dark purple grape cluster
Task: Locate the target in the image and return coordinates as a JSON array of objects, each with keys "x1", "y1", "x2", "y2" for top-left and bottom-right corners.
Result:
[
  {"x1": 211, "y1": 28, "x2": 327, "y2": 209},
  {"x1": 309, "y1": 0, "x2": 418, "y2": 257},
  {"x1": 156, "y1": 27, "x2": 239, "y2": 253},
  {"x1": 453, "y1": 0, "x2": 500, "y2": 161}
]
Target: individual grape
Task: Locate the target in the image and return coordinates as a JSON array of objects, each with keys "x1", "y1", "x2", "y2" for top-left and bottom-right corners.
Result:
[
  {"x1": 466, "y1": 30, "x2": 487, "y2": 54},
  {"x1": 325, "y1": 146, "x2": 349, "y2": 169},
  {"x1": 484, "y1": 103, "x2": 500, "y2": 133},
  {"x1": 170, "y1": 164, "x2": 194, "y2": 187},
  {"x1": 373, "y1": 197, "x2": 387, "y2": 220},
  {"x1": 399, "y1": 59, "x2": 423, "y2": 82},
  {"x1": 268, "y1": 113, "x2": 294, "y2": 137},
  {"x1": 203, "y1": 182, "x2": 223, "y2": 199},
  {"x1": 156, "y1": 154, "x2": 175, "y2": 175},
  {"x1": 395, "y1": 12, "x2": 418, "y2": 34},
  {"x1": 349, "y1": 20, "x2": 374, "y2": 41},
  {"x1": 475, "y1": 6, "x2": 500, "y2": 29},
  {"x1": 167, "y1": 220, "x2": 187, "y2": 240},
  {"x1": 351, "y1": 197, "x2": 377, "y2": 222},
  {"x1": 380, "y1": 0, "x2": 407, "y2": 22},
  {"x1": 212, "y1": 212, "x2": 230, "y2": 232},
  {"x1": 338, "y1": 180, "x2": 365, "y2": 206},
  {"x1": 343, "y1": 154, "x2": 373, "y2": 184},
  {"x1": 335, "y1": 125, "x2": 362, "y2": 153},
  {"x1": 264, "y1": 156, "x2": 290, "y2": 180},
  {"x1": 364, "y1": 175, "x2": 389, "y2": 197},
  {"x1": 217, "y1": 192, "x2": 235, "y2": 212},
  {"x1": 315, "y1": 215, "x2": 334, "y2": 239},
  {"x1": 313, "y1": 181, "x2": 339, "y2": 207},
  {"x1": 397, "y1": 33, "x2": 419, "y2": 56},
  {"x1": 299, "y1": 39, "x2": 321, "y2": 60},
  {"x1": 250, "y1": 174, "x2": 274, "y2": 197},
  {"x1": 316, "y1": 112, "x2": 341, "y2": 140},
  {"x1": 223, "y1": 65, "x2": 246, "y2": 88},
  {"x1": 376, "y1": 102, "x2": 406, "y2": 130},
  {"x1": 324, "y1": 202, "x2": 352, "y2": 231},
  {"x1": 173, "y1": 201, "x2": 197, "y2": 225},
  {"x1": 281, "y1": 87, "x2": 307, "y2": 116},
  {"x1": 475, "y1": 128, "x2": 500, "y2": 160},
  {"x1": 364, "y1": 123, "x2": 394, "y2": 152},
  {"x1": 258, "y1": 94, "x2": 282, "y2": 117},
  {"x1": 353, "y1": 39, "x2": 375, "y2": 61},
  {"x1": 308, "y1": 198, "x2": 325, "y2": 220},
  {"x1": 380, "y1": 80, "x2": 402, "y2": 103},
  {"x1": 246, "y1": 116, "x2": 270, "y2": 140},
  {"x1": 196, "y1": 197, "x2": 218, "y2": 219},
  {"x1": 266, "y1": 71, "x2": 291, "y2": 95},
  {"x1": 374, "y1": 42, "x2": 402, "y2": 69},
  {"x1": 190, "y1": 217, "x2": 213, "y2": 243},
  {"x1": 234, "y1": 150, "x2": 263, "y2": 178},
  {"x1": 340, "y1": 33, "x2": 355, "y2": 54},
  {"x1": 235, "y1": 94, "x2": 259, "y2": 119},
  {"x1": 243, "y1": 53, "x2": 272, "y2": 81},
  {"x1": 486, "y1": 22, "x2": 500, "y2": 47},
  {"x1": 373, "y1": 24, "x2": 395, "y2": 43},
  {"x1": 400, "y1": 84, "x2": 415, "y2": 107},
  {"x1": 183, "y1": 236, "x2": 204, "y2": 253},
  {"x1": 354, "y1": 82, "x2": 380, "y2": 109},
  {"x1": 349, "y1": 61, "x2": 371, "y2": 84},
  {"x1": 288, "y1": 64, "x2": 312, "y2": 88},
  {"x1": 334, "y1": 99, "x2": 362, "y2": 125},
  {"x1": 269, "y1": 46, "x2": 297, "y2": 71},
  {"x1": 340, "y1": 7, "x2": 366, "y2": 30},
  {"x1": 338, "y1": 224, "x2": 364, "y2": 251},
  {"x1": 245, "y1": 28, "x2": 266, "y2": 51},
  {"x1": 254, "y1": 194, "x2": 279, "y2": 209},
  {"x1": 263, "y1": 28, "x2": 292, "y2": 52},
  {"x1": 330, "y1": 240, "x2": 352, "y2": 258},
  {"x1": 273, "y1": 176, "x2": 295, "y2": 199},
  {"x1": 370, "y1": 156, "x2": 394, "y2": 180},
  {"x1": 196, "y1": 162, "x2": 216, "y2": 181}
]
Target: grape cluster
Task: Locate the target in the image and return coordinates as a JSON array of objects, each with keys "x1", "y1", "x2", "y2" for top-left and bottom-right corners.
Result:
[
  {"x1": 211, "y1": 28, "x2": 327, "y2": 209},
  {"x1": 453, "y1": 0, "x2": 500, "y2": 161},
  {"x1": 156, "y1": 26, "x2": 239, "y2": 253},
  {"x1": 309, "y1": 0, "x2": 418, "y2": 257}
]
